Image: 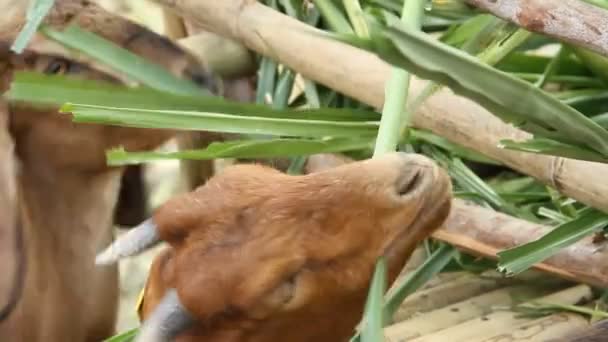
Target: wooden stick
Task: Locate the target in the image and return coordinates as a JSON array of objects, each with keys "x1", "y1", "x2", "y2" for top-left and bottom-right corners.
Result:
[
  {"x1": 465, "y1": 0, "x2": 608, "y2": 58},
  {"x1": 385, "y1": 283, "x2": 566, "y2": 340},
  {"x1": 148, "y1": 0, "x2": 608, "y2": 215},
  {"x1": 441, "y1": 200, "x2": 608, "y2": 288},
  {"x1": 407, "y1": 285, "x2": 592, "y2": 342}
]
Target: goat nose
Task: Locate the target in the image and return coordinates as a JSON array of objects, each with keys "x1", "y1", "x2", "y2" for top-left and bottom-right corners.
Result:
[
  {"x1": 396, "y1": 167, "x2": 425, "y2": 196},
  {"x1": 394, "y1": 151, "x2": 435, "y2": 167}
]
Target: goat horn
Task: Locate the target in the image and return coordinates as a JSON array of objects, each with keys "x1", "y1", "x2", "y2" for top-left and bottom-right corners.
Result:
[
  {"x1": 95, "y1": 218, "x2": 160, "y2": 265},
  {"x1": 134, "y1": 289, "x2": 195, "y2": 342}
]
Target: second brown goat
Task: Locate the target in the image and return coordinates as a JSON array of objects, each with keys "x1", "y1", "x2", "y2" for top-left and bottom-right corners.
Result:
[{"x1": 97, "y1": 152, "x2": 453, "y2": 341}]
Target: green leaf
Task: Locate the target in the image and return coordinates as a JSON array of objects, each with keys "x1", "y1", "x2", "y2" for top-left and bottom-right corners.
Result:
[
  {"x1": 534, "y1": 45, "x2": 567, "y2": 88},
  {"x1": 499, "y1": 138, "x2": 608, "y2": 163},
  {"x1": 60, "y1": 103, "x2": 379, "y2": 138},
  {"x1": 313, "y1": 0, "x2": 354, "y2": 33},
  {"x1": 40, "y1": 25, "x2": 204, "y2": 96},
  {"x1": 515, "y1": 301, "x2": 608, "y2": 320},
  {"x1": 340, "y1": 19, "x2": 608, "y2": 157},
  {"x1": 11, "y1": 0, "x2": 55, "y2": 53},
  {"x1": 256, "y1": 57, "x2": 278, "y2": 105},
  {"x1": 426, "y1": 146, "x2": 535, "y2": 220},
  {"x1": 106, "y1": 137, "x2": 374, "y2": 165},
  {"x1": 497, "y1": 208, "x2": 608, "y2": 276},
  {"x1": 360, "y1": 257, "x2": 387, "y2": 342},
  {"x1": 410, "y1": 129, "x2": 500, "y2": 165},
  {"x1": 7, "y1": 72, "x2": 380, "y2": 122},
  {"x1": 572, "y1": 45, "x2": 608, "y2": 86},
  {"x1": 384, "y1": 243, "x2": 457, "y2": 316},
  {"x1": 102, "y1": 328, "x2": 138, "y2": 342}
]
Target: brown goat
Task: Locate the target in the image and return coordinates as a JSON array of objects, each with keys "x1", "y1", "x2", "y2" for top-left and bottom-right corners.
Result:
[
  {"x1": 96, "y1": 152, "x2": 453, "y2": 341},
  {"x1": 0, "y1": 1, "x2": 217, "y2": 340}
]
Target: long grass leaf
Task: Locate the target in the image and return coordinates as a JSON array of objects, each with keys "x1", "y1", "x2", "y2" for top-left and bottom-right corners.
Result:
[
  {"x1": 107, "y1": 137, "x2": 375, "y2": 165},
  {"x1": 384, "y1": 243, "x2": 457, "y2": 316},
  {"x1": 360, "y1": 257, "x2": 387, "y2": 342},
  {"x1": 7, "y1": 72, "x2": 380, "y2": 122},
  {"x1": 313, "y1": 0, "x2": 354, "y2": 33},
  {"x1": 499, "y1": 138, "x2": 608, "y2": 163},
  {"x1": 497, "y1": 209, "x2": 608, "y2": 276},
  {"x1": 60, "y1": 103, "x2": 379, "y2": 138},
  {"x1": 11, "y1": 0, "x2": 55, "y2": 53},
  {"x1": 101, "y1": 328, "x2": 138, "y2": 342},
  {"x1": 337, "y1": 19, "x2": 608, "y2": 157},
  {"x1": 40, "y1": 25, "x2": 204, "y2": 96}
]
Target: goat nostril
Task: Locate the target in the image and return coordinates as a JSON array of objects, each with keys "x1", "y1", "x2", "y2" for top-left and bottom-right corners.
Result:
[{"x1": 397, "y1": 170, "x2": 423, "y2": 196}]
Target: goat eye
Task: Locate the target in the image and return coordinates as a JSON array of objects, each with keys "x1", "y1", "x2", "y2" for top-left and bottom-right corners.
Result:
[{"x1": 44, "y1": 60, "x2": 69, "y2": 75}]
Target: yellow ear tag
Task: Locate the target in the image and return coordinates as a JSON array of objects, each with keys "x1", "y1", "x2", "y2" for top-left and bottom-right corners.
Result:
[{"x1": 135, "y1": 280, "x2": 147, "y2": 321}]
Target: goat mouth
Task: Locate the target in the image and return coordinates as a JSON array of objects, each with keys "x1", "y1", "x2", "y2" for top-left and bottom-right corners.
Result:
[{"x1": 381, "y1": 190, "x2": 452, "y2": 262}]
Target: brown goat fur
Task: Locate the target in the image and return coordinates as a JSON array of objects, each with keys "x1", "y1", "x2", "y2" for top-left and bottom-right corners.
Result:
[
  {"x1": 136, "y1": 152, "x2": 452, "y2": 341},
  {"x1": 0, "y1": 1, "x2": 217, "y2": 340}
]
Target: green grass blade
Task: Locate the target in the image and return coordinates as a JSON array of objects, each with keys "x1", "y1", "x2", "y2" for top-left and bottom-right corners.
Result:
[
  {"x1": 11, "y1": 0, "x2": 55, "y2": 53},
  {"x1": 497, "y1": 208, "x2": 608, "y2": 276},
  {"x1": 256, "y1": 57, "x2": 278, "y2": 105},
  {"x1": 107, "y1": 137, "x2": 374, "y2": 166},
  {"x1": 313, "y1": 0, "x2": 354, "y2": 33},
  {"x1": 102, "y1": 328, "x2": 138, "y2": 342},
  {"x1": 499, "y1": 138, "x2": 608, "y2": 163},
  {"x1": 60, "y1": 103, "x2": 379, "y2": 138},
  {"x1": 349, "y1": 19, "x2": 608, "y2": 157},
  {"x1": 572, "y1": 45, "x2": 608, "y2": 85},
  {"x1": 534, "y1": 45, "x2": 567, "y2": 88},
  {"x1": 374, "y1": 0, "x2": 426, "y2": 154},
  {"x1": 40, "y1": 25, "x2": 204, "y2": 96},
  {"x1": 273, "y1": 69, "x2": 296, "y2": 109},
  {"x1": 360, "y1": 257, "x2": 387, "y2": 342},
  {"x1": 7, "y1": 72, "x2": 380, "y2": 122},
  {"x1": 343, "y1": 0, "x2": 370, "y2": 38},
  {"x1": 384, "y1": 243, "x2": 457, "y2": 316},
  {"x1": 410, "y1": 129, "x2": 500, "y2": 165}
]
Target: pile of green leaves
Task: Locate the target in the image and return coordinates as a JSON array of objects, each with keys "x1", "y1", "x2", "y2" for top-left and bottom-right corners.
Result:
[{"x1": 9, "y1": 1, "x2": 608, "y2": 341}]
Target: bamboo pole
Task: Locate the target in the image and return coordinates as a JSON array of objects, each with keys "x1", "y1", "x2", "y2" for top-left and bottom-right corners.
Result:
[
  {"x1": 442, "y1": 200, "x2": 608, "y2": 287},
  {"x1": 476, "y1": 312, "x2": 590, "y2": 341},
  {"x1": 392, "y1": 274, "x2": 504, "y2": 322},
  {"x1": 148, "y1": 0, "x2": 608, "y2": 216},
  {"x1": 385, "y1": 283, "x2": 565, "y2": 341},
  {"x1": 407, "y1": 284, "x2": 592, "y2": 342},
  {"x1": 553, "y1": 318, "x2": 608, "y2": 341},
  {"x1": 465, "y1": 0, "x2": 608, "y2": 58}
]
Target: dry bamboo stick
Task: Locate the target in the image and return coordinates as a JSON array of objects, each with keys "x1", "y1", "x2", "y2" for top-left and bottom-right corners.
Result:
[
  {"x1": 550, "y1": 318, "x2": 608, "y2": 341},
  {"x1": 148, "y1": 0, "x2": 608, "y2": 216},
  {"x1": 465, "y1": 0, "x2": 608, "y2": 58},
  {"x1": 407, "y1": 284, "x2": 592, "y2": 342},
  {"x1": 392, "y1": 274, "x2": 506, "y2": 322},
  {"x1": 441, "y1": 200, "x2": 608, "y2": 288},
  {"x1": 476, "y1": 312, "x2": 590, "y2": 342},
  {"x1": 385, "y1": 283, "x2": 565, "y2": 341}
]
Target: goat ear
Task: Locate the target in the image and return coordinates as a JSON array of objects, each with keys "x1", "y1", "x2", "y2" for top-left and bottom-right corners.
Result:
[
  {"x1": 0, "y1": 99, "x2": 21, "y2": 322},
  {"x1": 33, "y1": 0, "x2": 217, "y2": 90},
  {"x1": 173, "y1": 246, "x2": 306, "y2": 322}
]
